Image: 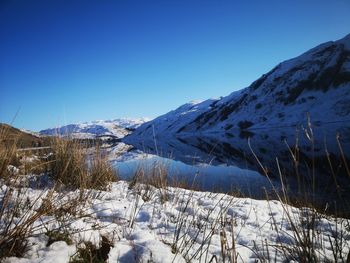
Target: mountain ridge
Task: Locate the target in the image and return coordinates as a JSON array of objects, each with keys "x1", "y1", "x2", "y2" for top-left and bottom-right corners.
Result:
[
  {"x1": 126, "y1": 33, "x2": 350, "y2": 141},
  {"x1": 40, "y1": 118, "x2": 150, "y2": 139}
]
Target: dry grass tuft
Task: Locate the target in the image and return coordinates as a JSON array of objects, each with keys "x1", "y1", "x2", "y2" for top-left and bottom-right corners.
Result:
[
  {"x1": 49, "y1": 137, "x2": 88, "y2": 189},
  {"x1": 49, "y1": 137, "x2": 117, "y2": 190},
  {"x1": 130, "y1": 160, "x2": 168, "y2": 189},
  {"x1": 70, "y1": 236, "x2": 113, "y2": 263},
  {"x1": 247, "y1": 121, "x2": 350, "y2": 262},
  {"x1": 129, "y1": 160, "x2": 168, "y2": 202},
  {"x1": 0, "y1": 126, "x2": 19, "y2": 180},
  {"x1": 89, "y1": 146, "x2": 118, "y2": 191},
  {"x1": 0, "y1": 131, "x2": 117, "y2": 260}
]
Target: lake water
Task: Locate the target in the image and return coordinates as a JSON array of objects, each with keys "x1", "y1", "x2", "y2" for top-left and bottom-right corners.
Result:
[
  {"x1": 109, "y1": 124, "x2": 350, "y2": 211},
  {"x1": 114, "y1": 155, "x2": 277, "y2": 198}
]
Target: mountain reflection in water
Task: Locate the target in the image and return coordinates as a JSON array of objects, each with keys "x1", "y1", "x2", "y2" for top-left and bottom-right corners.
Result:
[{"x1": 116, "y1": 124, "x2": 350, "y2": 214}]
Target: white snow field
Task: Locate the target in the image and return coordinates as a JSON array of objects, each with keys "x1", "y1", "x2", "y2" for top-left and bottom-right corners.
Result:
[{"x1": 2, "y1": 180, "x2": 349, "y2": 262}]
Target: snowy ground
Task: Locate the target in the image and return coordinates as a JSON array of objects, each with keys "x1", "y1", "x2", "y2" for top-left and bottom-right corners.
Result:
[{"x1": 2, "y1": 180, "x2": 349, "y2": 263}]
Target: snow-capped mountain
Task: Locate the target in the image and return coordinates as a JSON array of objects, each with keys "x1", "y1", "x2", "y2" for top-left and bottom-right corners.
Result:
[
  {"x1": 40, "y1": 118, "x2": 150, "y2": 139},
  {"x1": 126, "y1": 99, "x2": 218, "y2": 139},
  {"x1": 126, "y1": 34, "x2": 350, "y2": 140}
]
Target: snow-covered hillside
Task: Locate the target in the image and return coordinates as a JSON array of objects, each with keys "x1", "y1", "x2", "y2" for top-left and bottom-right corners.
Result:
[
  {"x1": 2, "y1": 181, "x2": 349, "y2": 263},
  {"x1": 126, "y1": 34, "x2": 350, "y2": 140},
  {"x1": 126, "y1": 99, "x2": 219, "y2": 139},
  {"x1": 40, "y1": 118, "x2": 150, "y2": 139}
]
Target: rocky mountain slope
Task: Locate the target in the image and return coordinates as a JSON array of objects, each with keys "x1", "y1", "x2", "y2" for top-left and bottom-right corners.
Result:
[{"x1": 126, "y1": 34, "x2": 350, "y2": 140}]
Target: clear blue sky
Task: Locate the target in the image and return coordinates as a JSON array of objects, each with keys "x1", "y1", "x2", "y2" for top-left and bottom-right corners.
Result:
[{"x1": 1, "y1": 0, "x2": 349, "y2": 131}]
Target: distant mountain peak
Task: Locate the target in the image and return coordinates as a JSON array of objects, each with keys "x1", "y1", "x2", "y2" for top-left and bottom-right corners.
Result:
[{"x1": 40, "y1": 117, "x2": 150, "y2": 139}]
